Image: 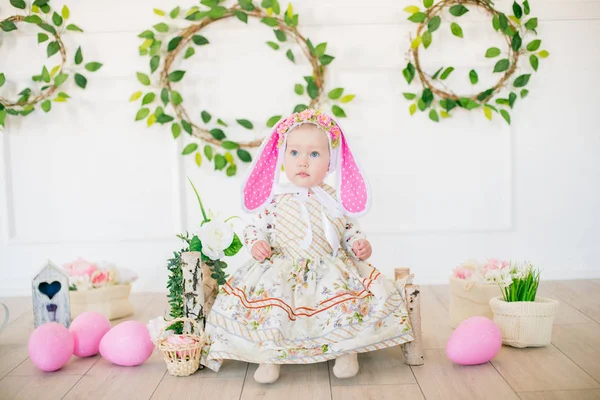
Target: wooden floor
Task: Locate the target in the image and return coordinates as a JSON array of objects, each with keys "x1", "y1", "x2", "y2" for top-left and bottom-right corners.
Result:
[{"x1": 1, "y1": 280, "x2": 600, "y2": 400}]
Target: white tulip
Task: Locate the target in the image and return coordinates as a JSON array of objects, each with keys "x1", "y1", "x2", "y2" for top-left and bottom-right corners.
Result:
[
  {"x1": 486, "y1": 269, "x2": 501, "y2": 282},
  {"x1": 500, "y1": 275, "x2": 513, "y2": 287},
  {"x1": 96, "y1": 261, "x2": 138, "y2": 284}
]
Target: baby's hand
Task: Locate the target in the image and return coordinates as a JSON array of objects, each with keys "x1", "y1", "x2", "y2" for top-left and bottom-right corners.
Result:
[
  {"x1": 352, "y1": 239, "x2": 372, "y2": 261},
  {"x1": 251, "y1": 240, "x2": 272, "y2": 261}
]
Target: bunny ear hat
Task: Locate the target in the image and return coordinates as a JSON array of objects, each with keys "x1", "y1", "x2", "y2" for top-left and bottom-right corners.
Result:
[{"x1": 241, "y1": 109, "x2": 371, "y2": 217}]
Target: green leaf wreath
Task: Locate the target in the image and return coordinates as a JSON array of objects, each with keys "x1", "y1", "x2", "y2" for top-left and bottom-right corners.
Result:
[
  {"x1": 403, "y1": 0, "x2": 549, "y2": 124},
  {"x1": 132, "y1": 0, "x2": 355, "y2": 176},
  {"x1": 0, "y1": 0, "x2": 102, "y2": 128}
]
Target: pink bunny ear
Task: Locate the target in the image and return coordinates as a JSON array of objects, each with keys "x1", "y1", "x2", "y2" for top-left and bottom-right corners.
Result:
[
  {"x1": 338, "y1": 134, "x2": 371, "y2": 216},
  {"x1": 242, "y1": 132, "x2": 281, "y2": 212}
]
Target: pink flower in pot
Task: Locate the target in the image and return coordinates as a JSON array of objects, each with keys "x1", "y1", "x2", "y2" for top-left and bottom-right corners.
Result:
[
  {"x1": 484, "y1": 258, "x2": 510, "y2": 272},
  {"x1": 452, "y1": 267, "x2": 475, "y2": 280},
  {"x1": 167, "y1": 335, "x2": 200, "y2": 358},
  {"x1": 166, "y1": 335, "x2": 196, "y2": 346},
  {"x1": 91, "y1": 270, "x2": 110, "y2": 288},
  {"x1": 64, "y1": 258, "x2": 98, "y2": 277}
]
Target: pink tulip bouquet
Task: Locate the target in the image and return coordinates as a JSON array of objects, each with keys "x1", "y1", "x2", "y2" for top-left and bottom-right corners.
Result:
[{"x1": 452, "y1": 258, "x2": 511, "y2": 285}]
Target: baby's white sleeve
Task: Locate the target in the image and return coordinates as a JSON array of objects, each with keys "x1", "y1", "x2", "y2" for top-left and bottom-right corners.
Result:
[
  {"x1": 341, "y1": 216, "x2": 367, "y2": 256},
  {"x1": 243, "y1": 201, "x2": 275, "y2": 253}
]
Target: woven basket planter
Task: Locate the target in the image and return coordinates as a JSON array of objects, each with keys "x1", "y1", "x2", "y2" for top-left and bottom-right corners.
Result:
[
  {"x1": 489, "y1": 296, "x2": 559, "y2": 348},
  {"x1": 70, "y1": 284, "x2": 134, "y2": 320},
  {"x1": 449, "y1": 277, "x2": 502, "y2": 328}
]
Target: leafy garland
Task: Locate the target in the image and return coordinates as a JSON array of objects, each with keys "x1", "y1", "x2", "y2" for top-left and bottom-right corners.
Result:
[
  {"x1": 131, "y1": 0, "x2": 354, "y2": 176},
  {"x1": 166, "y1": 247, "x2": 185, "y2": 334},
  {"x1": 402, "y1": 0, "x2": 549, "y2": 124},
  {"x1": 0, "y1": 0, "x2": 102, "y2": 128}
]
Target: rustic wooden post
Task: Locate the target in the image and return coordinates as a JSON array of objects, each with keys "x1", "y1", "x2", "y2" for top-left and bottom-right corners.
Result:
[
  {"x1": 1, "y1": 303, "x2": 9, "y2": 333},
  {"x1": 395, "y1": 267, "x2": 424, "y2": 366},
  {"x1": 180, "y1": 252, "x2": 218, "y2": 335},
  {"x1": 181, "y1": 252, "x2": 204, "y2": 334},
  {"x1": 32, "y1": 262, "x2": 71, "y2": 328}
]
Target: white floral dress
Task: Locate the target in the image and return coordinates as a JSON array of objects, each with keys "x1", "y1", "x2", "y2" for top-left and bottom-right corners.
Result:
[{"x1": 202, "y1": 184, "x2": 414, "y2": 371}]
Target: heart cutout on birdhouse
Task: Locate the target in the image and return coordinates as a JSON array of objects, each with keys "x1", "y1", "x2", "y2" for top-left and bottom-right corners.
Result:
[{"x1": 38, "y1": 281, "x2": 62, "y2": 300}]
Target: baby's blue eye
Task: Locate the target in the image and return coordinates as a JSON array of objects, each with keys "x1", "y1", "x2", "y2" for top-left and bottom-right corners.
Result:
[
  {"x1": 310, "y1": 151, "x2": 319, "y2": 158},
  {"x1": 290, "y1": 150, "x2": 298, "y2": 156}
]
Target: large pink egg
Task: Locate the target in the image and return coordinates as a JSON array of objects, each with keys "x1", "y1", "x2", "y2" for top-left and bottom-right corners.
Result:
[
  {"x1": 28, "y1": 322, "x2": 74, "y2": 372},
  {"x1": 69, "y1": 312, "x2": 112, "y2": 357},
  {"x1": 446, "y1": 316, "x2": 502, "y2": 365},
  {"x1": 99, "y1": 321, "x2": 154, "y2": 366}
]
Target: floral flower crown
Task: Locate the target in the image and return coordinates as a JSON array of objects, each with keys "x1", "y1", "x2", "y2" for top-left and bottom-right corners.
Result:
[{"x1": 275, "y1": 108, "x2": 341, "y2": 149}]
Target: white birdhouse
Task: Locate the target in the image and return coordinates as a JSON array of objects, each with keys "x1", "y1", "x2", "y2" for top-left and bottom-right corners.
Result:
[{"x1": 32, "y1": 261, "x2": 71, "y2": 328}]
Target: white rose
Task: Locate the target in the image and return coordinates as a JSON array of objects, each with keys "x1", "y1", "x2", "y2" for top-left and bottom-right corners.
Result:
[
  {"x1": 69, "y1": 274, "x2": 92, "y2": 291},
  {"x1": 198, "y1": 220, "x2": 234, "y2": 260},
  {"x1": 460, "y1": 259, "x2": 481, "y2": 270},
  {"x1": 116, "y1": 267, "x2": 138, "y2": 284},
  {"x1": 95, "y1": 261, "x2": 138, "y2": 285}
]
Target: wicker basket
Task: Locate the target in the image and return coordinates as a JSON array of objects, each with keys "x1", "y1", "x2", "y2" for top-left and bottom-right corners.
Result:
[
  {"x1": 449, "y1": 277, "x2": 502, "y2": 328},
  {"x1": 157, "y1": 317, "x2": 206, "y2": 377},
  {"x1": 489, "y1": 296, "x2": 559, "y2": 348},
  {"x1": 70, "y1": 284, "x2": 134, "y2": 320}
]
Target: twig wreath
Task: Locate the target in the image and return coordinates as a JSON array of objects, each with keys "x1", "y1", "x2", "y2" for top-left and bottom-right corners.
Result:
[
  {"x1": 132, "y1": 0, "x2": 354, "y2": 176},
  {"x1": 0, "y1": 0, "x2": 102, "y2": 129},
  {"x1": 402, "y1": 0, "x2": 549, "y2": 124}
]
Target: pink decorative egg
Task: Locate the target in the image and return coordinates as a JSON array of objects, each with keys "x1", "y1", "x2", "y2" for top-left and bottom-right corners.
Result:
[
  {"x1": 69, "y1": 312, "x2": 112, "y2": 357},
  {"x1": 28, "y1": 322, "x2": 74, "y2": 372},
  {"x1": 446, "y1": 316, "x2": 502, "y2": 365},
  {"x1": 99, "y1": 321, "x2": 154, "y2": 366}
]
